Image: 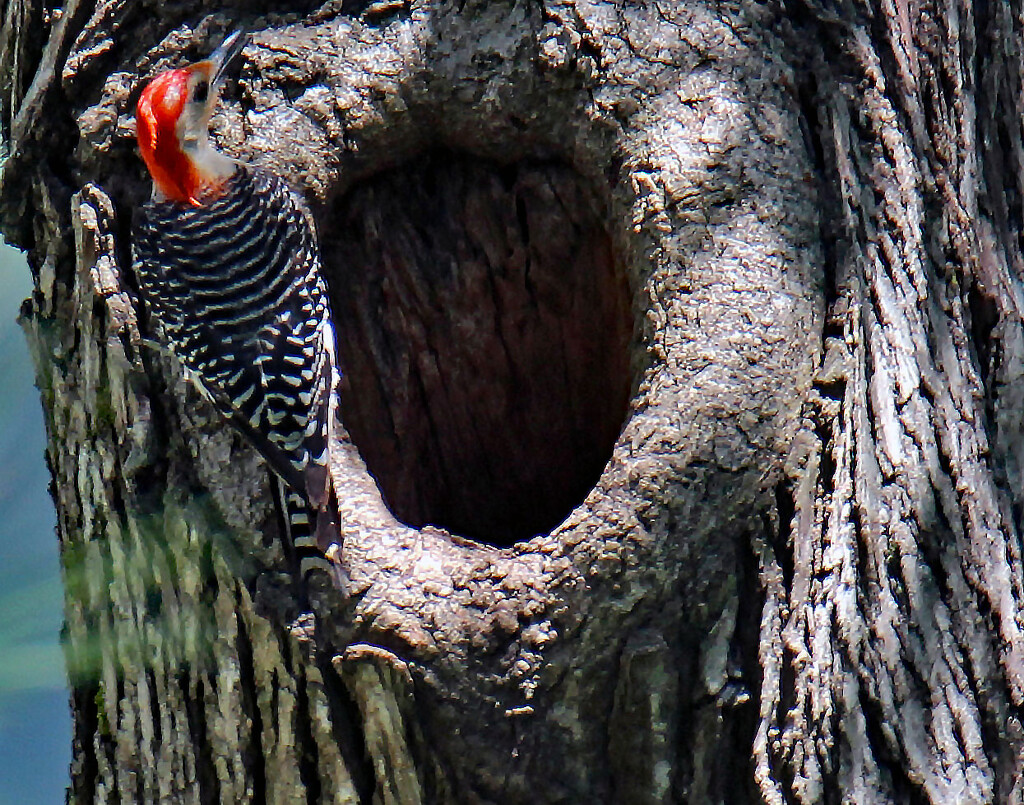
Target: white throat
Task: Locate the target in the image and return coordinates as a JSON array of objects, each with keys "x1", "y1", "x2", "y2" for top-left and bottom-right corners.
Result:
[{"x1": 184, "y1": 133, "x2": 236, "y2": 182}]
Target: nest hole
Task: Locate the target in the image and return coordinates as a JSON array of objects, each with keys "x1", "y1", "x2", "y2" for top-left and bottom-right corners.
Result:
[{"x1": 321, "y1": 154, "x2": 632, "y2": 546}]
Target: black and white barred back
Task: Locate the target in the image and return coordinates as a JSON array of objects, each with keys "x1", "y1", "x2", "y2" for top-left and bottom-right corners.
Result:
[{"x1": 132, "y1": 165, "x2": 340, "y2": 565}]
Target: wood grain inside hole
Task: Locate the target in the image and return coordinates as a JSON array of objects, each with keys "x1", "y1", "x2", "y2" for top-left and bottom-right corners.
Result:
[{"x1": 321, "y1": 154, "x2": 632, "y2": 545}]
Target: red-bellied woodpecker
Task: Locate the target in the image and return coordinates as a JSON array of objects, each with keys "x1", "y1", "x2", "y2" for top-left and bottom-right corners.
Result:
[{"x1": 131, "y1": 32, "x2": 345, "y2": 587}]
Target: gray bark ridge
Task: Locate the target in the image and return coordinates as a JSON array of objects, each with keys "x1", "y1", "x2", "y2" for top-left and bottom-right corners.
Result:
[
  {"x1": 754, "y1": 1, "x2": 1024, "y2": 803},
  {"x1": 3, "y1": 1, "x2": 831, "y2": 802}
]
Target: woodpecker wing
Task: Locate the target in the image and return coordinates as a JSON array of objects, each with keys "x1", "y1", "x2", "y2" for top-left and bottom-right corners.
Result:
[{"x1": 131, "y1": 166, "x2": 338, "y2": 500}]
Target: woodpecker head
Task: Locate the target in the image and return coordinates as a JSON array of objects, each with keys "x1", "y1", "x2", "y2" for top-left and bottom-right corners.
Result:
[{"x1": 136, "y1": 31, "x2": 245, "y2": 206}]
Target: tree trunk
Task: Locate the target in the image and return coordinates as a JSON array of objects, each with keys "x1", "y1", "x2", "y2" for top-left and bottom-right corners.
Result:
[{"x1": 1, "y1": 0, "x2": 1020, "y2": 802}]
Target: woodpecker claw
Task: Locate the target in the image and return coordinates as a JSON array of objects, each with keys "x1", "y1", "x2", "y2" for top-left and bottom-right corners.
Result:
[{"x1": 324, "y1": 542, "x2": 351, "y2": 596}]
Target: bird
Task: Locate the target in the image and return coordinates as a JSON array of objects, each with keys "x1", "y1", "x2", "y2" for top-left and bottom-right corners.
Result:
[{"x1": 131, "y1": 31, "x2": 346, "y2": 589}]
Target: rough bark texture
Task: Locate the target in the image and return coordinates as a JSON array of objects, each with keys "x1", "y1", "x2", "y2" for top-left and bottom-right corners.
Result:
[{"x1": 3, "y1": 0, "x2": 1020, "y2": 802}]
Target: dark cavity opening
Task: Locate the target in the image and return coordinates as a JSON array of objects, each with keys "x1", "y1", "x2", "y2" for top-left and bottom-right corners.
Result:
[{"x1": 320, "y1": 154, "x2": 632, "y2": 546}]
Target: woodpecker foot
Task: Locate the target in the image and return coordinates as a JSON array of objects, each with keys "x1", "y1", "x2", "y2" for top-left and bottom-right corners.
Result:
[{"x1": 324, "y1": 542, "x2": 351, "y2": 596}]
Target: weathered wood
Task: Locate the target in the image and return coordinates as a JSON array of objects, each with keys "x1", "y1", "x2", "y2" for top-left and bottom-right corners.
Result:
[
  {"x1": 7, "y1": 0, "x2": 1019, "y2": 802},
  {"x1": 749, "y1": 1, "x2": 1024, "y2": 801}
]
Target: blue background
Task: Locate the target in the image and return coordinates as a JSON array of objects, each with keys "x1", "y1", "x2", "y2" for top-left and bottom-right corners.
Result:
[{"x1": 0, "y1": 241, "x2": 71, "y2": 804}]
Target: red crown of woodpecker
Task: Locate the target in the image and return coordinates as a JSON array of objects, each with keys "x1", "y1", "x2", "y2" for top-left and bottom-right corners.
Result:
[
  {"x1": 136, "y1": 65, "x2": 209, "y2": 206},
  {"x1": 137, "y1": 34, "x2": 244, "y2": 205}
]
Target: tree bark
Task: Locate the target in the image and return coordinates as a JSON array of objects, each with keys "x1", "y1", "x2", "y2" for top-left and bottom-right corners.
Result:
[{"x1": 1, "y1": 0, "x2": 1020, "y2": 802}]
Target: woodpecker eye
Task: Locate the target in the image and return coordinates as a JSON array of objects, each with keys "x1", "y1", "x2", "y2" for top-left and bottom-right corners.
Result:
[{"x1": 193, "y1": 80, "x2": 209, "y2": 103}]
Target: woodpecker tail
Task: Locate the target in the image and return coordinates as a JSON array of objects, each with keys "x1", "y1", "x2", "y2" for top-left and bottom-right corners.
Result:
[{"x1": 278, "y1": 480, "x2": 349, "y2": 593}]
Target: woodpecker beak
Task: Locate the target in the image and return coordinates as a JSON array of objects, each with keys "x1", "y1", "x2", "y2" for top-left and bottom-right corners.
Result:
[{"x1": 209, "y1": 30, "x2": 246, "y2": 89}]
